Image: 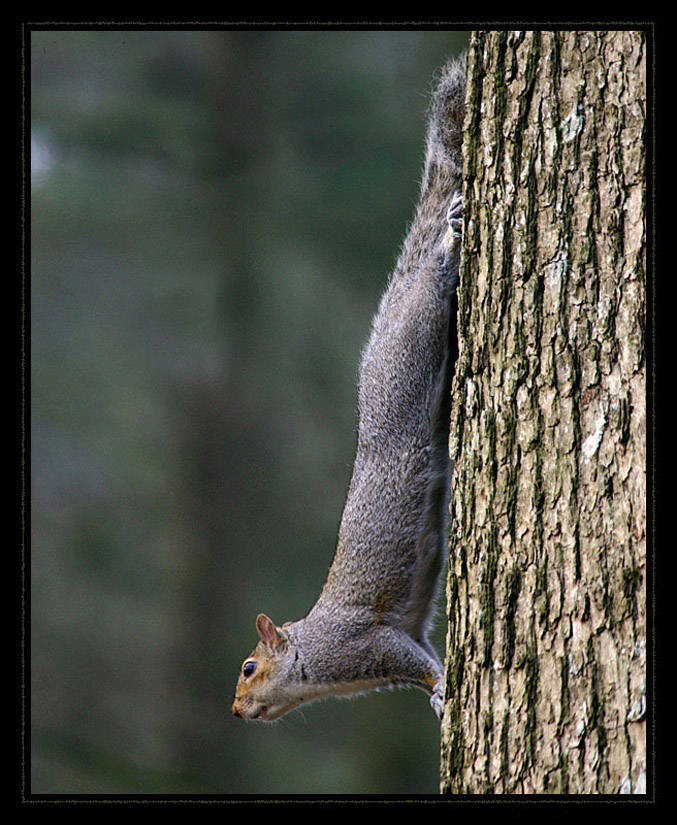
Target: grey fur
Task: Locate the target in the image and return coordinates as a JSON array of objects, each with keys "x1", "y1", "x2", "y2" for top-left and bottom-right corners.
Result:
[{"x1": 232, "y1": 58, "x2": 467, "y2": 722}]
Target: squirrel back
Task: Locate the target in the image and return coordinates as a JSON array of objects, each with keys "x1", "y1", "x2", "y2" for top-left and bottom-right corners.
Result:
[{"x1": 232, "y1": 57, "x2": 466, "y2": 723}]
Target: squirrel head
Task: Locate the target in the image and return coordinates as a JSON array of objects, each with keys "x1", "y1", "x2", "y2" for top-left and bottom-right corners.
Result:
[{"x1": 231, "y1": 613, "x2": 304, "y2": 722}]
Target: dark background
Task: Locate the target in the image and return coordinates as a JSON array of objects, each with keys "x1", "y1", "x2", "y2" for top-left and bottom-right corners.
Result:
[{"x1": 30, "y1": 27, "x2": 469, "y2": 796}]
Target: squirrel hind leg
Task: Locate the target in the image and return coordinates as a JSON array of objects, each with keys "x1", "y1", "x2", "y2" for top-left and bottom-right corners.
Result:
[{"x1": 442, "y1": 191, "x2": 463, "y2": 258}]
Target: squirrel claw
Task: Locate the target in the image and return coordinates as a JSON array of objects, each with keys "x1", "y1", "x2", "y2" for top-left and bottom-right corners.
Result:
[
  {"x1": 447, "y1": 191, "x2": 462, "y2": 228},
  {"x1": 443, "y1": 192, "x2": 462, "y2": 253},
  {"x1": 430, "y1": 688, "x2": 443, "y2": 719}
]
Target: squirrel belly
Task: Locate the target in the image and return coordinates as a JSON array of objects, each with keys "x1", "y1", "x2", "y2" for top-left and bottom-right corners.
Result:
[{"x1": 232, "y1": 57, "x2": 466, "y2": 723}]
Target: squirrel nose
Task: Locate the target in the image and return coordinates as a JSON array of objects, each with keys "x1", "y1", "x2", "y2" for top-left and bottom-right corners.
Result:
[{"x1": 231, "y1": 704, "x2": 241, "y2": 717}]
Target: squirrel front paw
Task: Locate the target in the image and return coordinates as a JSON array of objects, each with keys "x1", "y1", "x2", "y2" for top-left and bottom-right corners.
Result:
[{"x1": 430, "y1": 684, "x2": 444, "y2": 719}]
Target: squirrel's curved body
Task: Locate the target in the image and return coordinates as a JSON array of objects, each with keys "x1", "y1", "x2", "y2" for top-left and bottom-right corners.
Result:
[{"x1": 232, "y1": 58, "x2": 466, "y2": 722}]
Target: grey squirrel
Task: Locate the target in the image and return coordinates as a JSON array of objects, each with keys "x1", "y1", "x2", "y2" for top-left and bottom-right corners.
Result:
[{"x1": 232, "y1": 57, "x2": 466, "y2": 722}]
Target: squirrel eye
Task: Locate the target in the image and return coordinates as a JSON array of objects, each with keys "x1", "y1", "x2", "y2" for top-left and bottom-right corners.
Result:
[{"x1": 243, "y1": 660, "x2": 257, "y2": 678}]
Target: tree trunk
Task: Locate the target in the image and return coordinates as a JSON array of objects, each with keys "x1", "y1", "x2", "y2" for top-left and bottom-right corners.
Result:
[{"x1": 440, "y1": 30, "x2": 646, "y2": 795}]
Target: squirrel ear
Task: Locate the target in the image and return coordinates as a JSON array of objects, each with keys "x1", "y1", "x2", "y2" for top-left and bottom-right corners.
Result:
[{"x1": 256, "y1": 613, "x2": 287, "y2": 652}]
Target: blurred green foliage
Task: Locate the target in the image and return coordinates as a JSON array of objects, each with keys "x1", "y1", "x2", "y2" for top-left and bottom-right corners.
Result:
[{"x1": 30, "y1": 27, "x2": 469, "y2": 796}]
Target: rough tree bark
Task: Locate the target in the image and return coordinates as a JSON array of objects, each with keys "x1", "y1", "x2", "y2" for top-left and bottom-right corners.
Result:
[{"x1": 440, "y1": 30, "x2": 646, "y2": 795}]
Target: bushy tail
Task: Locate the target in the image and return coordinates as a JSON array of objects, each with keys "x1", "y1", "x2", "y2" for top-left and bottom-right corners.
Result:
[
  {"x1": 389, "y1": 54, "x2": 467, "y2": 287},
  {"x1": 423, "y1": 54, "x2": 467, "y2": 190}
]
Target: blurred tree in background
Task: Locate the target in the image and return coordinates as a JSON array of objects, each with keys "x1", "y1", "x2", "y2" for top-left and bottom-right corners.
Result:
[{"x1": 30, "y1": 27, "x2": 469, "y2": 795}]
